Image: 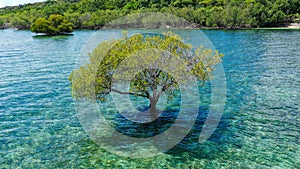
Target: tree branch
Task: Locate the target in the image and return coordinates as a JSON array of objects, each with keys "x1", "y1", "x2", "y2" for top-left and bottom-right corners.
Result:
[
  {"x1": 157, "y1": 79, "x2": 177, "y2": 98},
  {"x1": 111, "y1": 88, "x2": 148, "y2": 98}
]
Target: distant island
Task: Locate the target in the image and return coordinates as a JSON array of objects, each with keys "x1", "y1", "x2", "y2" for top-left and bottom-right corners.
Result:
[{"x1": 0, "y1": 0, "x2": 299, "y2": 30}]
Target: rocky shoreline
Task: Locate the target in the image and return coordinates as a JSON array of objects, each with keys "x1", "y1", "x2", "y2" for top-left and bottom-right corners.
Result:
[{"x1": 288, "y1": 22, "x2": 300, "y2": 28}]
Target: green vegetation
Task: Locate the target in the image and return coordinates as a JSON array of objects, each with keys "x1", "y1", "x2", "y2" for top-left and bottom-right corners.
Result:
[
  {"x1": 69, "y1": 32, "x2": 223, "y2": 119},
  {"x1": 0, "y1": 0, "x2": 299, "y2": 29},
  {"x1": 30, "y1": 14, "x2": 73, "y2": 35}
]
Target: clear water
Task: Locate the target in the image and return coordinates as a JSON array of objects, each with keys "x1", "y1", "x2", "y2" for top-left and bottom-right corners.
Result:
[{"x1": 0, "y1": 29, "x2": 299, "y2": 168}]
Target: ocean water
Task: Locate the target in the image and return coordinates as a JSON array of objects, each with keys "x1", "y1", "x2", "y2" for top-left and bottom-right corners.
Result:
[{"x1": 0, "y1": 29, "x2": 299, "y2": 168}]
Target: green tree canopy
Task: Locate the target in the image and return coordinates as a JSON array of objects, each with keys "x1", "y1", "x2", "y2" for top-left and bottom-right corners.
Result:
[
  {"x1": 1, "y1": 0, "x2": 299, "y2": 29},
  {"x1": 30, "y1": 14, "x2": 73, "y2": 35},
  {"x1": 69, "y1": 32, "x2": 223, "y2": 119}
]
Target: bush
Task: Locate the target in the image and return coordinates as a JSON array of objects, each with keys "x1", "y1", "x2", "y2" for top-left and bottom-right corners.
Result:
[{"x1": 30, "y1": 14, "x2": 73, "y2": 35}]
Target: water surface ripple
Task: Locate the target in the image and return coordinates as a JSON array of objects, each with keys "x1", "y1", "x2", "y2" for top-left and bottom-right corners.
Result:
[{"x1": 0, "y1": 29, "x2": 299, "y2": 168}]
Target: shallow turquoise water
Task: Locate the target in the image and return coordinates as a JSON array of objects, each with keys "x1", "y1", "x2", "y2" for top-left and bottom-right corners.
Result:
[{"x1": 0, "y1": 29, "x2": 299, "y2": 168}]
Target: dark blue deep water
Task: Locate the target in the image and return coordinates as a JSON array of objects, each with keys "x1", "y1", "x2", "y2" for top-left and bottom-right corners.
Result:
[{"x1": 0, "y1": 29, "x2": 299, "y2": 168}]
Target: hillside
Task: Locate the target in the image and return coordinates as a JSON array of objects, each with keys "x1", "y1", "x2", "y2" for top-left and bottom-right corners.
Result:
[{"x1": 0, "y1": 0, "x2": 299, "y2": 29}]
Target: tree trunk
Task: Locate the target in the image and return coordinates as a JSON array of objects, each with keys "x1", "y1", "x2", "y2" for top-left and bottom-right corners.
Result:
[{"x1": 149, "y1": 99, "x2": 158, "y2": 120}]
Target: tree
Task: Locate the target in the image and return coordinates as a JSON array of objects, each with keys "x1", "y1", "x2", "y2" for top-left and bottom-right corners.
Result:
[
  {"x1": 30, "y1": 18, "x2": 53, "y2": 33},
  {"x1": 69, "y1": 32, "x2": 223, "y2": 120},
  {"x1": 30, "y1": 14, "x2": 73, "y2": 35},
  {"x1": 0, "y1": 19, "x2": 3, "y2": 28},
  {"x1": 64, "y1": 12, "x2": 82, "y2": 28}
]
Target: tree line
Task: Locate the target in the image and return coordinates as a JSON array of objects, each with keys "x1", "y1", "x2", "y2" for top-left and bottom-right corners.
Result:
[{"x1": 0, "y1": 0, "x2": 299, "y2": 30}]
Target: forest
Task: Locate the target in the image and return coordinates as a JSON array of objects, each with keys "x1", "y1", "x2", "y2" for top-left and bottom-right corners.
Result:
[{"x1": 0, "y1": 0, "x2": 299, "y2": 29}]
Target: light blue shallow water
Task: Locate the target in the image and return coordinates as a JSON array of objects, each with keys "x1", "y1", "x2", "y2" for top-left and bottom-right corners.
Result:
[{"x1": 0, "y1": 29, "x2": 299, "y2": 168}]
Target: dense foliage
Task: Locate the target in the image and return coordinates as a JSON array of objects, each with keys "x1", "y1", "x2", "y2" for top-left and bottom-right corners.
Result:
[
  {"x1": 0, "y1": 0, "x2": 299, "y2": 29},
  {"x1": 30, "y1": 14, "x2": 73, "y2": 35},
  {"x1": 69, "y1": 32, "x2": 223, "y2": 119}
]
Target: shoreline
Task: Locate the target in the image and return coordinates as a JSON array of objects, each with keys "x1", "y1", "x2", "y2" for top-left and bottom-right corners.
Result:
[{"x1": 1, "y1": 25, "x2": 299, "y2": 31}]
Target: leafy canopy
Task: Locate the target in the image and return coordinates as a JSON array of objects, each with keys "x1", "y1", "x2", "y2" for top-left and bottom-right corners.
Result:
[
  {"x1": 30, "y1": 14, "x2": 74, "y2": 35},
  {"x1": 70, "y1": 32, "x2": 223, "y2": 109}
]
